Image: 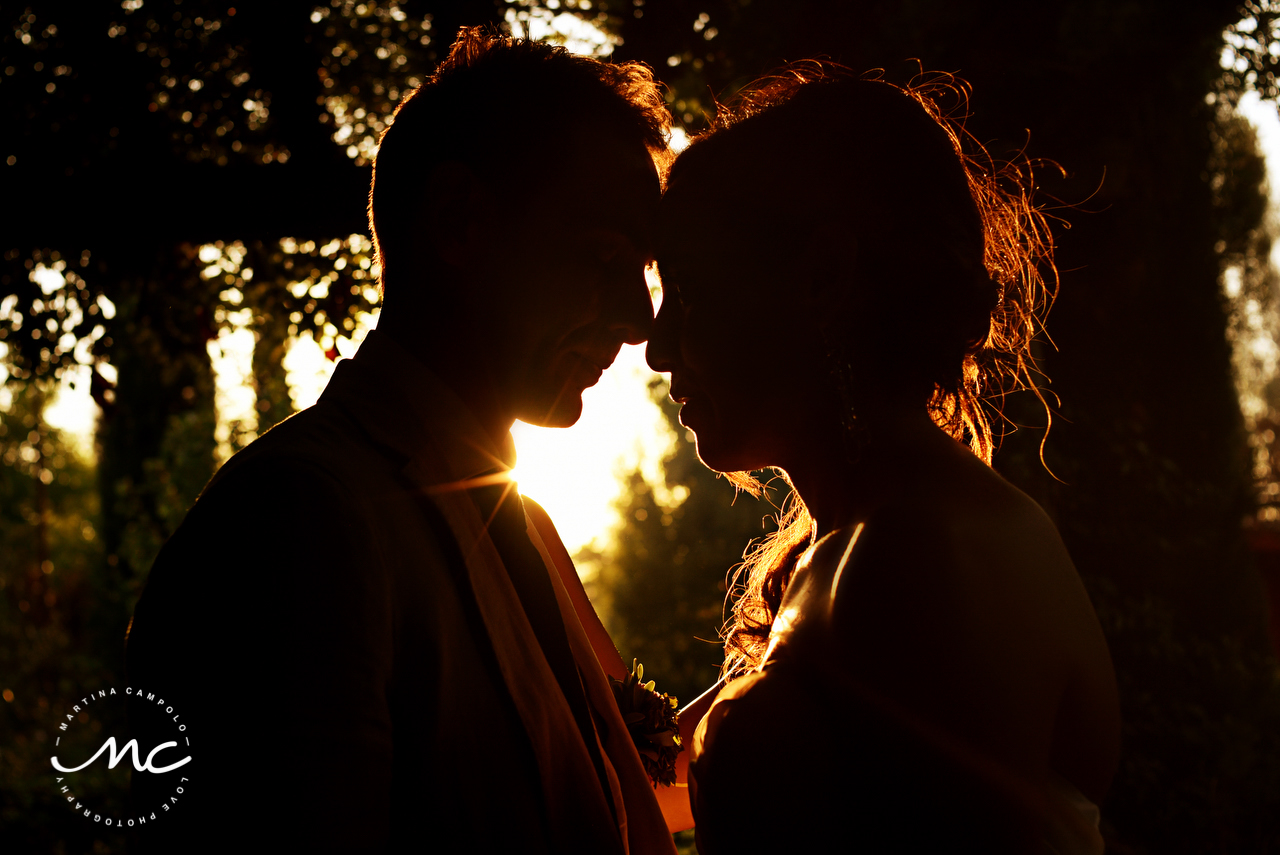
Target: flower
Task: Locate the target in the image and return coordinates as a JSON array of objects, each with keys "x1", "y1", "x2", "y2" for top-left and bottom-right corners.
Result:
[{"x1": 609, "y1": 659, "x2": 683, "y2": 787}]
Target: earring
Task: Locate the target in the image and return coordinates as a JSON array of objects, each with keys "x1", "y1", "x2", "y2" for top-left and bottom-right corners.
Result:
[{"x1": 820, "y1": 329, "x2": 868, "y2": 465}]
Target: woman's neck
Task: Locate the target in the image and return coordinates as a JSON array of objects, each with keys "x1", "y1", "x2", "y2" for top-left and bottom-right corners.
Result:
[{"x1": 784, "y1": 407, "x2": 955, "y2": 538}]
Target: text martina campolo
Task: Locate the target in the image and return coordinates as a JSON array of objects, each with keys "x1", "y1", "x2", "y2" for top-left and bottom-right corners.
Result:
[{"x1": 49, "y1": 685, "x2": 193, "y2": 828}]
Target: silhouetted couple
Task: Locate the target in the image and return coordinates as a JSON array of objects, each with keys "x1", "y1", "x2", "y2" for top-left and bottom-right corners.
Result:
[{"x1": 127, "y1": 28, "x2": 1120, "y2": 854}]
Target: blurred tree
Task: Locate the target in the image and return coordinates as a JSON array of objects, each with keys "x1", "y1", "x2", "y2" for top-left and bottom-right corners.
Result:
[{"x1": 0, "y1": 379, "x2": 112, "y2": 851}]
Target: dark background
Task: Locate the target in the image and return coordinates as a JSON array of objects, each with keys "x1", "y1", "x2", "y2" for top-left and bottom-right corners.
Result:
[{"x1": 4, "y1": 0, "x2": 1280, "y2": 851}]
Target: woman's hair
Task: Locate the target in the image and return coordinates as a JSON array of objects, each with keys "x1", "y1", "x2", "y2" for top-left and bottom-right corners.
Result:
[{"x1": 675, "y1": 66, "x2": 1060, "y2": 679}]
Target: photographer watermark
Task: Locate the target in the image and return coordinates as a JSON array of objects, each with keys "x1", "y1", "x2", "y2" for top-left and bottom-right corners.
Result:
[{"x1": 50, "y1": 686, "x2": 191, "y2": 828}]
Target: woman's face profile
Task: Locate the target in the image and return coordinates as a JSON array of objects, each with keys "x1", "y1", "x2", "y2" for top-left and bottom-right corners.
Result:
[{"x1": 648, "y1": 179, "x2": 831, "y2": 474}]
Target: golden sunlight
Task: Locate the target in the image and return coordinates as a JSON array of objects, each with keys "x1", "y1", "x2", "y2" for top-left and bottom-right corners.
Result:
[
  {"x1": 1227, "y1": 90, "x2": 1280, "y2": 521},
  {"x1": 512, "y1": 343, "x2": 675, "y2": 553}
]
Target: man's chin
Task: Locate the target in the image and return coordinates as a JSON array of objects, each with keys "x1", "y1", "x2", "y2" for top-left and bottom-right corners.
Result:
[
  {"x1": 515, "y1": 362, "x2": 601, "y2": 427},
  {"x1": 518, "y1": 394, "x2": 585, "y2": 429}
]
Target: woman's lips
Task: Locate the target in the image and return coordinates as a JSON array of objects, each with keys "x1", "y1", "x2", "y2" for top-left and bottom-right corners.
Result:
[{"x1": 668, "y1": 381, "x2": 699, "y2": 428}]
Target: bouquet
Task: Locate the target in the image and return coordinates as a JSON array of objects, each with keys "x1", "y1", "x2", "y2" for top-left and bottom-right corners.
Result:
[{"x1": 609, "y1": 659, "x2": 683, "y2": 787}]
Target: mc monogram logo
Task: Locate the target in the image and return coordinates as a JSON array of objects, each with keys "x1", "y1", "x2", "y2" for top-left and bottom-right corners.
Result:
[
  {"x1": 52, "y1": 735, "x2": 191, "y2": 774},
  {"x1": 49, "y1": 686, "x2": 192, "y2": 830}
]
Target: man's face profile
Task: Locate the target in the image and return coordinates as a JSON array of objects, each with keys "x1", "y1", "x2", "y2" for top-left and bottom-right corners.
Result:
[{"x1": 475, "y1": 124, "x2": 661, "y2": 429}]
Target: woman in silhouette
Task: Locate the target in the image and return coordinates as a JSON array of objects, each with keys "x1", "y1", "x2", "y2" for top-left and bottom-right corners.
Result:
[{"x1": 647, "y1": 70, "x2": 1120, "y2": 853}]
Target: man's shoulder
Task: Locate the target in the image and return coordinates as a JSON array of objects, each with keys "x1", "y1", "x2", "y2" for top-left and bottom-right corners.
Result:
[
  {"x1": 200, "y1": 397, "x2": 393, "y2": 504},
  {"x1": 231, "y1": 397, "x2": 365, "y2": 467},
  {"x1": 130, "y1": 398, "x2": 424, "y2": 646}
]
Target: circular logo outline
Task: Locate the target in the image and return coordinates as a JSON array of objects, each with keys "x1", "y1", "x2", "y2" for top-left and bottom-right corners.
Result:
[{"x1": 50, "y1": 686, "x2": 192, "y2": 829}]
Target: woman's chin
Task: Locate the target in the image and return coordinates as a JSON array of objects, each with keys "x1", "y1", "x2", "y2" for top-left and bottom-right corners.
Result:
[
  {"x1": 681, "y1": 405, "x2": 772, "y2": 473},
  {"x1": 692, "y1": 437, "x2": 767, "y2": 476}
]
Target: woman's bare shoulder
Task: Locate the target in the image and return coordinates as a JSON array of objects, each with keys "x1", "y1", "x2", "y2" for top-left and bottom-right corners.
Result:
[
  {"x1": 824, "y1": 455, "x2": 1101, "y2": 681},
  {"x1": 811, "y1": 459, "x2": 1119, "y2": 796},
  {"x1": 875, "y1": 450, "x2": 1074, "y2": 579}
]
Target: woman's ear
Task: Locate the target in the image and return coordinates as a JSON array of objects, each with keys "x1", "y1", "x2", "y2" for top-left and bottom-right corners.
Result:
[
  {"x1": 426, "y1": 161, "x2": 492, "y2": 268},
  {"x1": 800, "y1": 218, "x2": 860, "y2": 325}
]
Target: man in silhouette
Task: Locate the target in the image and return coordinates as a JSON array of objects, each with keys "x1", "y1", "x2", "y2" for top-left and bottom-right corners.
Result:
[{"x1": 126, "y1": 29, "x2": 676, "y2": 853}]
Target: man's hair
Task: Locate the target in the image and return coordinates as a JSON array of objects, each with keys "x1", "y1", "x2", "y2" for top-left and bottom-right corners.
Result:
[{"x1": 368, "y1": 28, "x2": 672, "y2": 296}]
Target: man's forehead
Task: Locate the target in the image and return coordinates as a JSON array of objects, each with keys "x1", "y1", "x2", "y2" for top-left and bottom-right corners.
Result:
[
  {"x1": 553, "y1": 123, "x2": 661, "y2": 230},
  {"x1": 562, "y1": 117, "x2": 660, "y2": 172}
]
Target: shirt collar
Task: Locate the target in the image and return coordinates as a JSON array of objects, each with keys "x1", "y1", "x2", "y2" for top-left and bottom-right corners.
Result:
[{"x1": 318, "y1": 329, "x2": 517, "y2": 485}]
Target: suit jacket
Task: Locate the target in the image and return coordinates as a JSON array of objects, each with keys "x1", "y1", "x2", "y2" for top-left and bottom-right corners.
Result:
[{"x1": 126, "y1": 330, "x2": 676, "y2": 854}]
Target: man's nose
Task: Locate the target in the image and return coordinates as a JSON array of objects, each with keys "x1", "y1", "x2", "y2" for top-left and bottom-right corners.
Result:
[
  {"x1": 645, "y1": 291, "x2": 679, "y2": 375},
  {"x1": 605, "y1": 262, "x2": 655, "y2": 346}
]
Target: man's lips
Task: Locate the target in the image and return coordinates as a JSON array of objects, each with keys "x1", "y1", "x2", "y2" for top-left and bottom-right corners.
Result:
[
  {"x1": 561, "y1": 352, "x2": 608, "y2": 390},
  {"x1": 573, "y1": 345, "x2": 621, "y2": 374}
]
